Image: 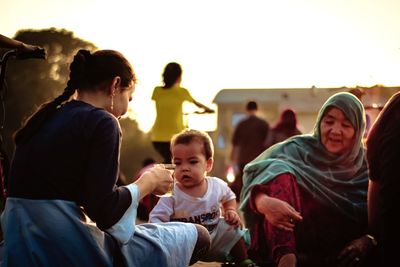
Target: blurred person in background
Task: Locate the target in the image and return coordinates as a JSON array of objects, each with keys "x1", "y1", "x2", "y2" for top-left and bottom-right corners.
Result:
[
  {"x1": 230, "y1": 100, "x2": 269, "y2": 201},
  {"x1": 366, "y1": 92, "x2": 400, "y2": 267},
  {"x1": 150, "y1": 62, "x2": 214, "y2": 164},
  {"x1": 265, "y1": 108, "x2": 302, "y2": 148}
]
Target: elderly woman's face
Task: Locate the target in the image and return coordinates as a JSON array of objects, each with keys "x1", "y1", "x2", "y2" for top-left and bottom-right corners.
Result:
[{"x1": 320, "y1": 107, "x2": 356, "y2": 154}]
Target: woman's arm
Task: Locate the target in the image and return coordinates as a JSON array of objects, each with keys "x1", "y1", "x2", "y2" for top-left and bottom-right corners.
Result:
[
  {"x1": 367, "y1": 179, "x2": 381, "y2": 236},
  {"x1": 254, "y1": 190, "x2": 302, "y2": 232},
  {"x1": 134, "y1": 166, "x2": 173, "y2": 200},
  {"x1": 336, "y1": 180, "x2": 380, "y2": 267},
  {"x1": 192, "y1": 99, "x2": 214, "y2": 113},
  {"x1": 84, "y1": 115, "x2": 172, "y2": 229},
  {"x1": 0, "y1": 34, "x2": 42, "y2": 53},
  {"x1": 106, "y1": 166, "x2": 173, "y2": 243}
]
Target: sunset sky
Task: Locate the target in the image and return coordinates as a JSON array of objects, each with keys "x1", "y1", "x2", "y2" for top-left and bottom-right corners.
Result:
[{"x1": 2, "y1": 0, "x2": 400, "y2": 132}]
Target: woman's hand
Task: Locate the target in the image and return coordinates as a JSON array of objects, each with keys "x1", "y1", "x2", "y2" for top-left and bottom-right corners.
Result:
[
  {"x1": 337, "y1": 235, "x2": 377, "y2": 267},
  {"x1": 148, "y1": 165, "x2": 174, "y2": 196},
  {"x1": 204, "y1": 107, "x2": 215, "y2": 113},
  {"x1": 135, "y1": 165, "x2": 173, "y2": 199},
  {"x1": 255, "y1": 193, "x2": 302, "y2": 231},
  {"x1": 17, "y1": 42, "x2": 41, "y2": 54},
  {"x1": 278, "y1": 253, "x2": 297, "y2": 267}
]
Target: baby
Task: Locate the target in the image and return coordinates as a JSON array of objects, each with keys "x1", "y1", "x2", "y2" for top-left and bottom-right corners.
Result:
[{"x1": 149, "y1": 129, "x2": 257, "y2": 267}]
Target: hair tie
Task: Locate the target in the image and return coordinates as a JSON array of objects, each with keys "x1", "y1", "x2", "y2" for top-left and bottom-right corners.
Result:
[{"x1": 79, "y1": 49, "x2": 92, "y2": 61}]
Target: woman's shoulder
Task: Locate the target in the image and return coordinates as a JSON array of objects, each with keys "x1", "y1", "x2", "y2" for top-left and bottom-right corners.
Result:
[
  {"x1": 70, "y1": 100, "x2": 114, "y2": 118},
  {"x1": 67, "y1": 100, "x2": 119, "y2": 131},
  {"x1": 153, "y1": 86, "x2": 164, "y2": 91},
  {"x1": 151, "y1": 86, "x2": 164, "y2": 96},
  {"x1": 176, "y1": 86, "x2": 189, "y2": 91},
  {"x1": 168, "y1": 85, "x2": 188, "y2": 93}
]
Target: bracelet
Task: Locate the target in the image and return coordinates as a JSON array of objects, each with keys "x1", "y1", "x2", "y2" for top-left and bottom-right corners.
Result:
[{"x1": 365, "y1": 234, "x2": 378, "y2": 247}]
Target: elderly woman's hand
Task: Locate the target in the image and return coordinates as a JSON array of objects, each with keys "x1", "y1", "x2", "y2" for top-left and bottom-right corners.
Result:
[
  {"x1": 255, "y1": 193, "x2": 302, "y2": 231},
  {"x1": 337, "y1": 235, "x2": 377, "y2": 267}
]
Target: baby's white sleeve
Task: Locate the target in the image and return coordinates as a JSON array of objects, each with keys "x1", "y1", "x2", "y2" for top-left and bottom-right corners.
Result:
[{"x1": 149, "y1": 197, "x2": 174, "y2": 223}]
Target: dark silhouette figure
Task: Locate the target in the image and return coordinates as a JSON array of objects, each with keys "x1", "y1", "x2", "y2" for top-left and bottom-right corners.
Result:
[
  {"x1": 265, "y1": 109, "x2": 301, "y2": 148},
  {"x1": 366, "y1": 92, "x2": 400, "y2": 267},
  {"x1": 230, "y1": 100, "x2": 269, "y2": 200}
]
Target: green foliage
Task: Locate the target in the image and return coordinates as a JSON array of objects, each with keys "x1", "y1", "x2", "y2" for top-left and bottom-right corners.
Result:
[
  {"x1": 0, "y1": 28, "x2": 158, "y2": 182},
  {"x1": 119, "y1": 118, "x2": 161, "y2": 184},
  {"x1": 1, "y1": 28, "x2": 97, "y2": 157}
]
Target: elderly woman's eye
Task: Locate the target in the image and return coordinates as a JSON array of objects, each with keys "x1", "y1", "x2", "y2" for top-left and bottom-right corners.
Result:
[
  {"x1": 343, "y1": 122, "x2": 353, "y2": 128},
  {"x1": 323, "y1": 119, "x2": 334, "y2": 125}
]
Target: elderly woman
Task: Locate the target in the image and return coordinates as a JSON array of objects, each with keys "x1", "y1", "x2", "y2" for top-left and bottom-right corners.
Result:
[
  {"x1": 367, "y1": 92, "x2": 400, "y2": 266},
  {"x1": 240, "y1": 92, "x2": 376, "y2": 267}
]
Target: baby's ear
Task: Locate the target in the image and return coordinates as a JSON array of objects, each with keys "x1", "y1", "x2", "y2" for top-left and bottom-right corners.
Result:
[{"x1": 206, "y1": 157, "x2": 213, "y2": 172}]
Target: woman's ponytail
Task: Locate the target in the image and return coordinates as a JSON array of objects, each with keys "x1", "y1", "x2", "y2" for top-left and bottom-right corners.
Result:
[{"x1": 14, "y1": 50, "x2": 90, "y2": 144}]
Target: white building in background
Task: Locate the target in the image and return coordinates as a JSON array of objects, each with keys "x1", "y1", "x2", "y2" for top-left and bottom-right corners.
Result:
[{"x1": 209, "y1": 85, "x2": 400, "y2": 180}]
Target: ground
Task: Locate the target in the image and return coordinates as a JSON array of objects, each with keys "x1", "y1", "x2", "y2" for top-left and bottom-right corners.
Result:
[{"x1": 192, "y1": 261, "x2": 221, "y2": 267}]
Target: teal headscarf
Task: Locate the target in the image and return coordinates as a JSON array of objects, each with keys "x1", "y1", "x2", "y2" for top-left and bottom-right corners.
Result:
[{"x1": 240, "y1": 92, "x2": 368, "y2": 226}]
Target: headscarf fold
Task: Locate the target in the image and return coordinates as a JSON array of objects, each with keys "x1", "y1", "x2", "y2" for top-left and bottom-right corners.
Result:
[{"x1": 240, "y1": 92, "x2": 369, "y2": 226}]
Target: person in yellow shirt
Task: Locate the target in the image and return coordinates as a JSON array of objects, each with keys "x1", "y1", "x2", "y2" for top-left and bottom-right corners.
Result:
[{"x1": 151, "y1": 62, "x2": 213, "y2": 163}]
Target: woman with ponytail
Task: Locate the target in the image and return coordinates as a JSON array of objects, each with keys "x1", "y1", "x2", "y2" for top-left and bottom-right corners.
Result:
[
  {"x1": 150, "y1": 62, "x2": 214, "y2": 163},
  {"x1": 1, "y1": 50, "x2": 210, "y2": 267}
]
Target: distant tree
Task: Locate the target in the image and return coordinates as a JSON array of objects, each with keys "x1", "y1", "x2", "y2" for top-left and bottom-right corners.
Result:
[
  {"x1": 0, "y1": 28, "x2": 157, "y2": 185},
  {"x1": 119, "y1": 118, "x2": 161, "y2": 184},
  {"x1": 0, "y1": 28, "x2": 96, "y2": 157}
]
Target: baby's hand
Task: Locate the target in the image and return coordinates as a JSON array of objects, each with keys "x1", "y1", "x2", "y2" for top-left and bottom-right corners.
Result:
[{"x1": 224, "y1": 209, "x2": 241, "y2": 227}]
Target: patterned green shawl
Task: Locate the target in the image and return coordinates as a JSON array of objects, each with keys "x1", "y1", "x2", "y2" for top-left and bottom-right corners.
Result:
[{"x1": 239, "y1": 92, "x2": 369, "y2": 226}]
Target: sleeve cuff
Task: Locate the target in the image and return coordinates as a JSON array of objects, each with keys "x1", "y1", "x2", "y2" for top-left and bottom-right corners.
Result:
[
  {"x1": 249, "y1": 184, "x2": 269, "y2": 216},
  {"x1": 105, "y1": 183, "x2": 139, "y2": 244}
]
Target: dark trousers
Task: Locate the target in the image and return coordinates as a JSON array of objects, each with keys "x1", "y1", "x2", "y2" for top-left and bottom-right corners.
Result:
[{"x1": 230, "y1": 163, "x2": 246, "y2": 201}]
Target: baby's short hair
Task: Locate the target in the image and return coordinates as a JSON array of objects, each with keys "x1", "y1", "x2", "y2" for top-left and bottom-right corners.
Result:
[{"x1": 171, "y1": 129, "x2": 214, "y2": 160}]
